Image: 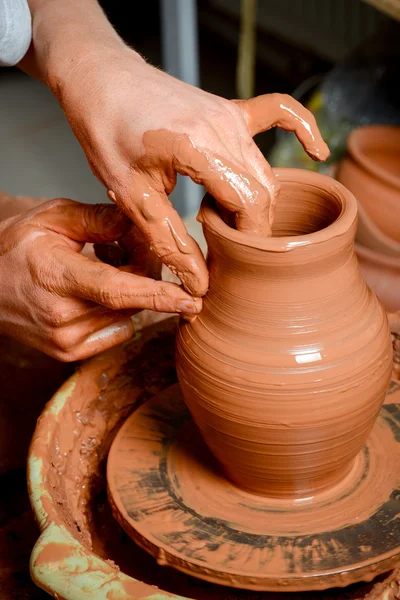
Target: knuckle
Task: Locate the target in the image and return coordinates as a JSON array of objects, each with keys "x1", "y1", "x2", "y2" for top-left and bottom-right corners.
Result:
[
  {"x1": 45, "y1": 308, "x2": 70, "y2": 327},
  {"x1": 40, "y1": 198, "x2": 73, "y2": 213},
  {"x1": 97, "y1": 287, "x2": 123, "y2": 310},
  {"x1": 272, "y1": 92, "x2": 287, "y2": 103},
  {"x1": 25, "y1": 245, "x2": 52, "y2": 289},
  {"x1": 48, "y1": 327, "x2": 76, "y2": 353}
]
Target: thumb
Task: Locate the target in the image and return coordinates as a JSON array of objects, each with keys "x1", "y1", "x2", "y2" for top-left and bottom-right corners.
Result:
[{"x1": 35, "y1": 199, "x2": 131, "y2": 243}]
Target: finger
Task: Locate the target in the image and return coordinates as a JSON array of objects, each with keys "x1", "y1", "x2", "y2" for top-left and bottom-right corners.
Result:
[
  {"x1": 108, "y1": 175, "x2": 208, "y2": 296},
  {"x1": 239, "y1": 136, "x2": 279, "y2": 223},
  {"x1": 49, "y1": 307, "x2": 137, "y2": 353},
  {"x1": 120, "y1": 223, "x2": 162, "y2": 280},
  {"x1": 55, "y1": 247, "x2": 203, "y2": 314},
  {"x1": 61, "y1": 319, "x2": 134, "y2": 362},
  {"x1": 34, "y1": 199, "x2": 131, "y2": 243},
  {"x1": 94, "y1": 229, "x2": 162, "y2": 278},
  {"x1": 233, "y1": 94, "x2": 330, "y2": 162},
  {"x1": 172, "y1": 133, "x2": 272, "y2": 236},
  {"x1": 39, "y1": 294, "x2": 137, "y2": 329}
]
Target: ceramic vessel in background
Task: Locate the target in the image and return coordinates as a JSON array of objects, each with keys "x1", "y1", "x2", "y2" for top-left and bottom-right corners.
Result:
[
  {"x1": 356, "y1": 242, "x2": 400, "y2": 312},
  {"x1": 336, "y1": 125, "x2": 400, "y2": 244},
  {"x1": 176, "y1": 169, "x2": 392, "y2": 498},
  {"x1": 355, "y1": 200, "x2": 400, "y2": 257}
]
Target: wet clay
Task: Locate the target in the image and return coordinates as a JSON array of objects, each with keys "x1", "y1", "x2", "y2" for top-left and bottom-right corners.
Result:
[
  {"x1": 336, "y1": 126, "x2": 400, "y2": 243},
  {"x1": 107, "y1": 94, "x2": 329, "y2": 297},
  {"x1": 176, "y1": 168, "x2": 392, "y2": 497},
  {"x1": 28, "y1": 317, "x2": 400, "y2": 600},
  {"x1": 107, "y1": 383, "x2": 400, "y2": 592}
]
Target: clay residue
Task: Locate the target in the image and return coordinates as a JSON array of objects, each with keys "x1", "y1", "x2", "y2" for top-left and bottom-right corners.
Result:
[
  {"x1": 34, "y1": 542, "x2": 76, "y2": 567},
  {"x1": 176, "y1": 168, "x2": 392, "y2": 498},
  {"x1": 28, "y1": 318, "x2": 179, "y2": 550}
]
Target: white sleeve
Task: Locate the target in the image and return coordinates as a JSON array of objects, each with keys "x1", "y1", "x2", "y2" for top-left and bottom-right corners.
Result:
[{"x1": 0, "y1": 0, "x2": 32, "y2": 67}]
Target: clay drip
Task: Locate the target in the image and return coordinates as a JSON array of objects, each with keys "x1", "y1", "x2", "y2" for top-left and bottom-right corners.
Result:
[{"x1": 176, "y1": 168, "x2": 392, "y2": 498}]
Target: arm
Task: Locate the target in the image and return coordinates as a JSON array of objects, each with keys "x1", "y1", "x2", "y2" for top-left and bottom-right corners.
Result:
[{"x1": 19, "y1": 0, "x2": 133, "y2": 85}]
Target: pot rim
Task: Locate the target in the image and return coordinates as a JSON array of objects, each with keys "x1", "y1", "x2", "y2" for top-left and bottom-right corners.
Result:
[
  {"x1": 347, "y1": 125, "x2": 400, "y2": 190},
  {"x1": 199, "y1": 168, "x2": 357, "y2": 252}
]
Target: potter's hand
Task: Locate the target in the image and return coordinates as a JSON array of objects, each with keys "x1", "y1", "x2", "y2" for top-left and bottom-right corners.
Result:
[
  {"x1": 0, "y1": 199, "x2": 201, "y2": 361},
  {"x1": 19, "y1": 0, "x2": 329, "y2": 296},
  {"x1": 54, "y1": 57, "x2": 329, "y2": 296}
]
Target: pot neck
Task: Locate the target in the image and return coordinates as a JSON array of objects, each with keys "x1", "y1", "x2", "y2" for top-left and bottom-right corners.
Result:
[{"x1": 204, "y1": 220, "x2": 356, "y2": 284}]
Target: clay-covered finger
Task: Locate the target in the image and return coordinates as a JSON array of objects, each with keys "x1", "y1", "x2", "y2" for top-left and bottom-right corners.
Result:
[
  {"x1": 238, "y1": 135, "x2": 280, "y2": 223},
  {"x1": 56, "y1": 247, "x2": 203, "y2": 314},
  {"x1": 234, "y1": 94, "x2": 330, "y2": 162},
  {"x1": 108, "y1": 174, "x2": 208, "y2": 296}
]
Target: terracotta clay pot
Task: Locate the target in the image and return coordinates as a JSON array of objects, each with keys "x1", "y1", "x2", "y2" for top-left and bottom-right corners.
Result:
[
  {"x1": 176, "y1": 168, "x2": 392, "y2": 498},
  {"x1": 356, "y1": 242, "x2": 400, "y2": 312},
  {"x1": 336, "y1": 125, "x2": 400, "y2": 244}
]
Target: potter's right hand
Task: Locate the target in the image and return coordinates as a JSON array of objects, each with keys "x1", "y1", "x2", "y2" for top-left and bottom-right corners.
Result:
[
  {"x1": 0, "y1": 199, "x2": 201, "y2": 361},
  {"x1": 57, "y1": 54, "x2": 330, "y2": 298},
  {"x1": 20, "y1": 1, "x2": 330, "y2": 298}
]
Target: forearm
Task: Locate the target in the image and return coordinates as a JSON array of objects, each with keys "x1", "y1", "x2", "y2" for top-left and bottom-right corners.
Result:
[{"x1": 18, "y1": 0, "x2": 142, "y2": 92}]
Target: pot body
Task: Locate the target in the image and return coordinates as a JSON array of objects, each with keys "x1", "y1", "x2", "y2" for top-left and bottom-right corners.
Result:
[
  {"x1": 336, "y1": 125, "x2": 400, "y2": 243},
  {"x1": 176, "y1": 169, "x2": 392, "y2": 498}
]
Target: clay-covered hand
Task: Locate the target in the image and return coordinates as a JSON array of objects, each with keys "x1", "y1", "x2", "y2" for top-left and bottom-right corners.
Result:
[
  {"x1": 0, "y1": 199, "x2": 201, "y2": 361},
  {"x1": 52, "y1": 53, "x2": 329, "y2": 296}
]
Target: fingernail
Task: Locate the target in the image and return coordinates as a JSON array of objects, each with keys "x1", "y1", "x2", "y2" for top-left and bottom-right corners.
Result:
[{"x1": 177, "y1": 298, "x2": 202, "y2": 314}]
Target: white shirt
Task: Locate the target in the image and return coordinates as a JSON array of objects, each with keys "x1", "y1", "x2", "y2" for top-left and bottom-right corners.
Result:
[{"x1": 0, "y1": 0, "x2": 32, "y2": 67}]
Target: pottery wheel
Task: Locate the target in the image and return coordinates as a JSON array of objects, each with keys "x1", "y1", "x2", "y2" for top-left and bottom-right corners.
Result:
[{"x1": 107, "y1": 384, "x2": 400, "y2": 593}]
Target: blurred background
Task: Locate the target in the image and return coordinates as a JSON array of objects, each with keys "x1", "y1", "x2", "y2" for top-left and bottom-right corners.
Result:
[{"x1": 1, "y1": 0, "x2": 398, "y2": 213}]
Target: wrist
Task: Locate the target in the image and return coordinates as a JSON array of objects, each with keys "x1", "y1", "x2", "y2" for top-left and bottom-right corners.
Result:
[
  {"x1": 26, "y1": 0, "x2": 146, "y2": 96},
  {"x1": 48, "y1": 43, "x2": 147, "y2": 105}
]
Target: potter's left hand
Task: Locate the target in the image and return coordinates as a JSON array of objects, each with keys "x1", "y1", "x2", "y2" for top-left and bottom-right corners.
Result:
[
  {"x1": 0, "y1": 199, "x2": 201, "y2": 361},
  {"x1": 20, "y1": 0, "x2": 330, "y2": 298}
]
